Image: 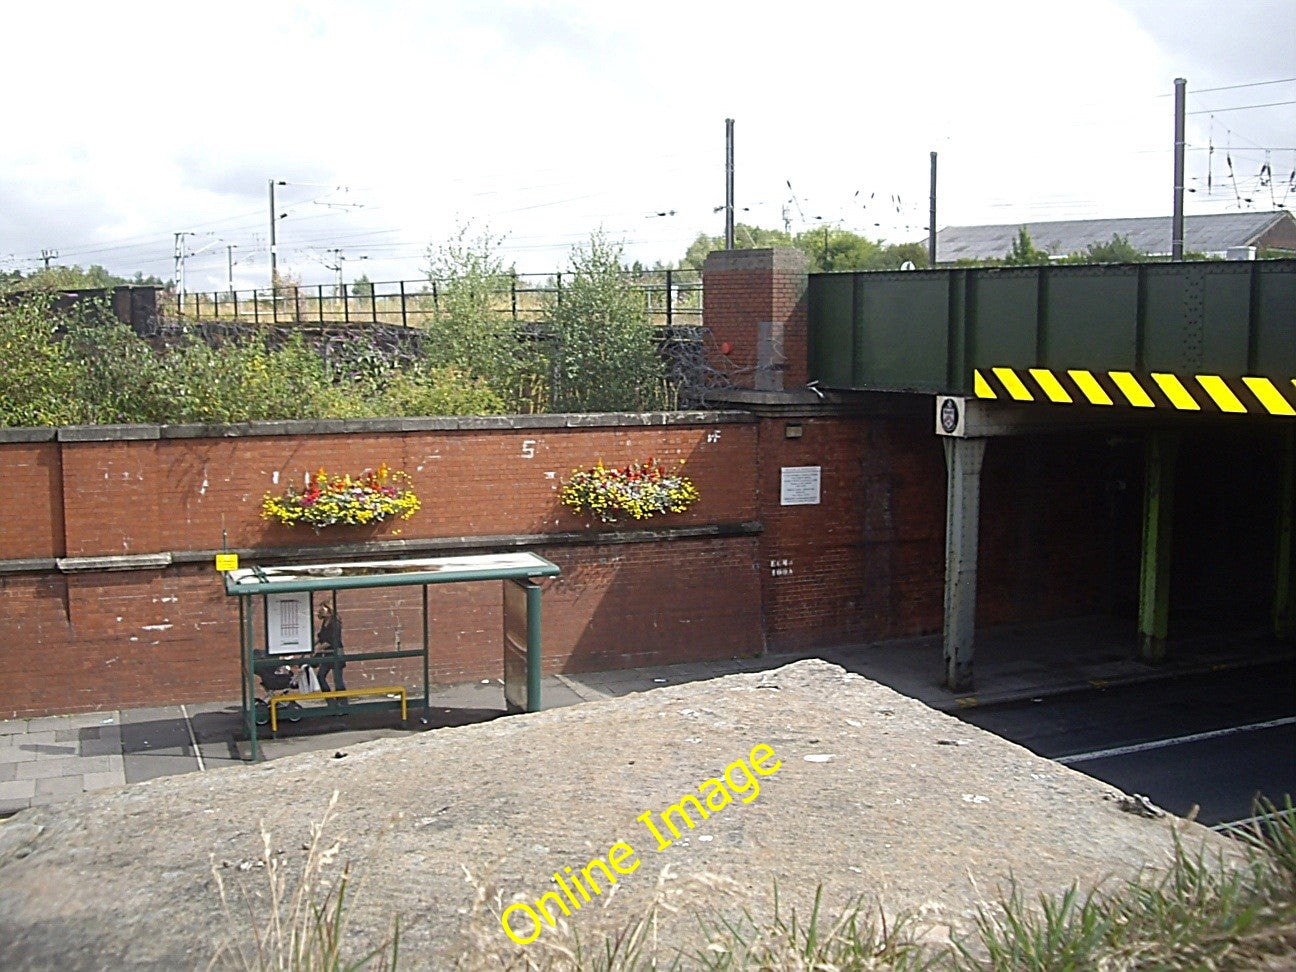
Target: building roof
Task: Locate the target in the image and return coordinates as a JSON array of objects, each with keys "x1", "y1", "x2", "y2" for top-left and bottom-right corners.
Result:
[{"x1": 935, "y1": 211, "x2": 1294, "y2": 262}]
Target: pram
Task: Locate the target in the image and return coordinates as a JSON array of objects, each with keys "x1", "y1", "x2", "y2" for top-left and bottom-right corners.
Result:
[{"x1": 252, "y1": 654, "x2": 307, "y2": 726}]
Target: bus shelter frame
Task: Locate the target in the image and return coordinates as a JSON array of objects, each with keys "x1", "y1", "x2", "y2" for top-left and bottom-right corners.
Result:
[{"x1": 223, "y1": 552, "x2": 561, "y2": 760}]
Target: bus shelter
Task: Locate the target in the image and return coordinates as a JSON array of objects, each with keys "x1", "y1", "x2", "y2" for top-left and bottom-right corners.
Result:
[{"x1": 223, "y1": 552, "x2": 561, "y2": 760}]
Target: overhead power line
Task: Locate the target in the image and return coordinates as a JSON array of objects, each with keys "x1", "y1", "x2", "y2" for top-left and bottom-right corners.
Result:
[{"x1": 1187, "y1": 100, "x2": 1296, "y2": 115}]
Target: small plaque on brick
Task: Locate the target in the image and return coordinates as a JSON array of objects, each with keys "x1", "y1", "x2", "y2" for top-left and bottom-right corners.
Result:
[{"x1": 780, "y1": 466, "x2": 821, "y2": 506}]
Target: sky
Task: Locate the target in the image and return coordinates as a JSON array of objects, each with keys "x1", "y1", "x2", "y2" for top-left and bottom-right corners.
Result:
[{"x1": 0, "y1": 0, "x2": 1292, "y2": 293}]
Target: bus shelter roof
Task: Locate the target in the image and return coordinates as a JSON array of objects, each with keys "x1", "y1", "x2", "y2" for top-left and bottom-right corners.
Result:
[{"x1": 223, "y1": 552, "x2": 560, "y2": 596}]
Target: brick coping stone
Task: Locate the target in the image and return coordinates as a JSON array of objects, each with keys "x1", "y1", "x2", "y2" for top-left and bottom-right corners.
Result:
[{"x1": 0, "y1": 660, "x2": 1229, "y2": 968}]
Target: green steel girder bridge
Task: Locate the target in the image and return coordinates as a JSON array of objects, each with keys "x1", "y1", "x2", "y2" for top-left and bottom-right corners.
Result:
[{"x1": 808, "y1": 260, "x2": 1296, "y2": 690}]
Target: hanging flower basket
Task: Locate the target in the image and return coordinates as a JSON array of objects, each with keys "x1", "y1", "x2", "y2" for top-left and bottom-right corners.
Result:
[
  {"x1": 560, "y1": 458, "x2": 700, "y2": 524},
  {"x1": 261, "y1": 464, "x2": 420, "y2": 529}
]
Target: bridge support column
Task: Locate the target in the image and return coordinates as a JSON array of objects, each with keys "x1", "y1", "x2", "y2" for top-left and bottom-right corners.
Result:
[
  {"x1": 943, "y1": 436, "x2": 986, "y2": 691},
  {"x1": 1138, "y1": 431, "x2": 1179, "y2": 662},
  {"x1": 1275, "y1": 427, "x2": 1295, "y2": 641}
]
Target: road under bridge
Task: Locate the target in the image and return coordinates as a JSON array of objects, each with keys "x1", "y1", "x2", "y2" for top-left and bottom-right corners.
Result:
[{"x1": 808, "y1": 259, "x2": 1295, "y2": 690}]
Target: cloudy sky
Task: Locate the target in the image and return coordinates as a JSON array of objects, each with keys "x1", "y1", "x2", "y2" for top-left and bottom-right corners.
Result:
[{"x1": 1, "y1": 0, "x2": 1292, "y2": 291}]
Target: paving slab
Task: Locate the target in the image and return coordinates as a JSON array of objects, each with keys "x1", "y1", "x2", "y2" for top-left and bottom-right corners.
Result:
[
  {"x1": 0, "y1": 748, "x2": 37, "y2": 766},
  {"x1": 0, "y1": 781, "x2": 35, "y2": 804},
  {"x1": 0, "y1": 660, "x2": 1230, "y2": 970},
  {"x1": 33, "y1": 777, "x2": 83, "y2": 798},
  {"x1": 82, "y1": 770, "x2": 126, "y2": 792},
  {"x1": 14, "y1": 758, "x2": 85, "y2": 781}
]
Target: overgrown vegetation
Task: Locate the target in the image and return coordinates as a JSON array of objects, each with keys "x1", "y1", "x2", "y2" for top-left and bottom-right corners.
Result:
[
  {"x1": 0, "y1": 293, "x2": 507, "y2": 427},
  {"x1": 1, "y1": 263, "x2": 167, "y2": 292},
  {"x1": 681, "y1": 223, "x2": 928, "y2": 272},
  {"x1": 0, "y1": 226, "x2": 681, "y2": 427},
  {"x1": 546, "y1": 232, "x2": 670, "y2": 412}
]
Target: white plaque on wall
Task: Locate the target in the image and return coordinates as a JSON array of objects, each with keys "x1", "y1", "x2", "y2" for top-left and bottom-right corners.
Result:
[{"x1": 780, "y1": 466, "x2": 821, "y2": 506}]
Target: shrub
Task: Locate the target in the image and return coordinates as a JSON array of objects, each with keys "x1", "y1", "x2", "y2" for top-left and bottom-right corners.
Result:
[
  {"x1": 0, "y1": 296, "x2": 91, "y2": 427},
  {"x1": 423, "y1": 226, "x2": 543, "y2": 412},
  {"x1": 378, "y1": 366, "x2": 507, "y2": 417},
  {"x1": 544, "y1": 231, "x2": 669, "y2": 413}
]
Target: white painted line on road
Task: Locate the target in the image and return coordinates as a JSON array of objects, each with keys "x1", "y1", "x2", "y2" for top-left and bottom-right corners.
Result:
[
  {"x1": 1057, "y1": 715, "x2": 1296, "y2": 765},
  {"x1": 1212, "y1": 806, "x2": 1296, "y2": 834},
  {"x1": 180, "y1": 705, "x2": 205, "y2": 772}
]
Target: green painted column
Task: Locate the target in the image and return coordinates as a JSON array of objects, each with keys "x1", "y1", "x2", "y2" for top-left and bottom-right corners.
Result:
[
  {"x1": 1138, "y1": 431, "x2": 1179, "y2": 662},
  {"x1": 943, "y1": 436, "x2": 987, "y2": 691},
  {"x1": 1275, "y1": 427, "x2": 1295, "y2": 641}
]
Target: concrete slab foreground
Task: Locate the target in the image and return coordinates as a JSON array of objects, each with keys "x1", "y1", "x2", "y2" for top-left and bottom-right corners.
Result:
[{"x1": 0, "y1": 660, "x2": 1228, "y2": 970}]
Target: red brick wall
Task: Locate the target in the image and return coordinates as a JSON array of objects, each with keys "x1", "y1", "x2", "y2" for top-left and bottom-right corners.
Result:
[
  {"x1": 754, "y1": 412, "x2": 949, "y2": 651},
  {"x1": 0, "y1": 440, "x2": 62, "y2": 560},
  {"x1": 57, "y1": 424, "x2": 757, "y2": 559},
  {"x1": 703, "y1": 250, "x2": 809, "y2": 389},
  {"x1": 0, "y1": 419, "x2": 766, "y2": 717},
  {"x1": 0, "y1": 413, "x2": 1124, "y2": 717},
  {"x1": 1, "y1": 536, "x2": 762, "y2": 718}
]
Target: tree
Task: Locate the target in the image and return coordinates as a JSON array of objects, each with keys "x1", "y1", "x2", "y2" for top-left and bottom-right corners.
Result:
[
  {"x1": 422, "y1": 225, "x2": 538, "y2": 410},
  {"x1": 2, "y1": 266, "x2": 170, "y2": 295},
  {"x1": 350, "y1": 275, "x2": 374, "y2": 297},
  {"x1": 1065, "y1": 234, "x2": 1147, "y2": 264},
  {"x1": 545, "y1": 231, "x2": 668, "y2": 413},
  {"x1": 1003, "y1": 227, "x2": 1052, "y2": 265},
  {"x1": 0, "y1": 295, "x2": 91, "y2": 427},
  {"x1": 680, "y1": 224, "x2": 928, "y2": 272},
  {"x1": 680, "y1": 224, "x2": 794, "y2": 269},
  {"x1": 794, "y1": 226, "x2": 880, "y2": 271}
]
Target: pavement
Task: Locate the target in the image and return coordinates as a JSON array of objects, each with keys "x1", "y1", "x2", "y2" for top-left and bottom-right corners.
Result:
[{"x1": 2, "y1": 615, "x2": 1291, "y2": 817}]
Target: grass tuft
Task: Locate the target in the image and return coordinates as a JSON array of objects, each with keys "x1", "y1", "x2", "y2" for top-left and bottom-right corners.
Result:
[
  {"x1": 209, "y1": 790, "x2": 399, "y2": 971},
  {"x1": 207, "y1": 795, "x2": 1296, "y2": 970}
]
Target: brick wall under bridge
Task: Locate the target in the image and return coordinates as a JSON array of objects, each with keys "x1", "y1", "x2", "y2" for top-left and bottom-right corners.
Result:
[{"x1": 0, "y1": 405, "x2": 1120, "y2": 718}]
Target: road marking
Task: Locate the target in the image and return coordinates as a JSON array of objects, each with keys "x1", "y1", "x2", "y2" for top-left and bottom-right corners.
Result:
[
  {"x1": 1212, "y1": 806, "x2": 1296, "y2": 834},
  {"x1": 180, "y1": 704, "x2": 205, "y2": 772},
  {"x1": 1056, "y1": 716, "x2": 1296, "y2": 765}
]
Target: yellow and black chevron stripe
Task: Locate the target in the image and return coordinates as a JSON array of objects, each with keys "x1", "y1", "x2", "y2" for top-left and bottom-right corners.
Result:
[{"x1": 973, "y1": 367, "x2": 1296, "y2": 417}]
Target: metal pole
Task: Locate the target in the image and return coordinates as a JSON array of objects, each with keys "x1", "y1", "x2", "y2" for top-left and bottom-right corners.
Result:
[
  {"x1": 422, "y1": 584, "x2": 430, "y2": 715},
  {"x1": 1139, "y1": 431, "x2": 1179, "y2": 661},
  {"x1": 400, "y1": 280, "x2": 407, "y2": 327},
  {"x1": 724, "y1": 118, "x2": 735, "y2": 250},
  {"x1": 227, "y1": 245, "x2": 236, "y2": 295},
  {"x1": 1172, "y1": 78, "x2": 1186, "y2": 261},
  {"x1": 929, "y1": 151, "x2": 938, "y2": 266},
  {"x1": 942, "y1": 436, "x2": 986, "y2": 691},
  {"x1": 174, "y1": 234, "x2": 182, "y2": 302},
  {"x1": 269, "y1": 179, "x2": 278, "y2": 288},
  {"x1": 665, "y1": 269, "x2": 673, "y2": 327},
  {"x1": 526, "y1": 582, "x2": 542, "y2": 713}
]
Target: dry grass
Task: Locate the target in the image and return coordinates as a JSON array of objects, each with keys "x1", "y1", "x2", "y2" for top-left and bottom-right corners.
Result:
[
  {"x1": 209, "y1": 797, "x2": 1296, "y2": 971},
  {"x1": 209, "y1": 791, "x2": 399, "y2": 972}
]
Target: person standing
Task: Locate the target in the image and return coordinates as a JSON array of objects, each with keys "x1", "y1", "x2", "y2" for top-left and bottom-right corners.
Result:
[{"x1": 313, "y1": 602, "x2": 347, "y2": 707}]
